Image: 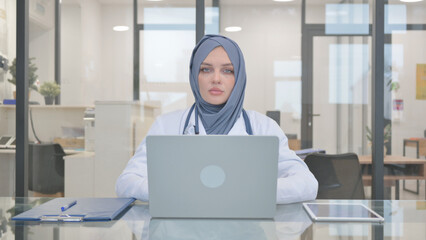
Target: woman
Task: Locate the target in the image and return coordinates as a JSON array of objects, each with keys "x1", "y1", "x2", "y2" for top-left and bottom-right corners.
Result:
[{"x1": 116, "y1": 35, "x2": 318, "y2": 204}]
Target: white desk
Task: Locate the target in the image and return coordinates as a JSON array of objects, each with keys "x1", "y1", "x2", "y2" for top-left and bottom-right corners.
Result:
[
  {"x1": 0, "y1": 149, "x2": 15, "y2": 196},
  {"x1": 3, "y1": 198, "x2": 426, "y2": 239},
  {"x1": 64, "y1": 151, "x2": 95, "y2": 197}
]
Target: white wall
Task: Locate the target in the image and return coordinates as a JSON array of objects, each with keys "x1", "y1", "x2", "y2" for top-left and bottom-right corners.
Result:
[
  {"x1": 80, "y1": 0, "x2": 102, "y2": 105},
  {"x1": 389, "y1": 3, "x2": 426, "y2": 157},
  {"x1": 0, "y1": 0, "x2": 15, "y2": 100},
  {"x1": 29, "y1": 26, "x2": 55, "y2": 104},
  {"x1": 391, "y1": 30, "x2": 426, "y2": 157},
  {"x1": 100, "y1": 3, "x2": 133, "y2": 101},
  {"x1": 61, "y1": 4, "x2": 82, "y2": 105},
  {"x1": 61, "y1": 0, "x2": 133, "y2": 105}
]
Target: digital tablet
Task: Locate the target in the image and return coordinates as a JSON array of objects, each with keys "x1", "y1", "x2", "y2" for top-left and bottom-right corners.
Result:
[
  {"x1": 303, "y1": 202, "x2": 384, "y2": 223},
  {"x1": 0, "y1": 136, "x2": 13, "y2": 148},
  {"x1": 7, "y1": 138, "x2": 16, "y2": 149}
]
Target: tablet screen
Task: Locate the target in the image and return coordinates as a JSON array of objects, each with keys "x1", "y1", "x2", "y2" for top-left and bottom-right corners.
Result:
[
  {"x1": 303, "y1": 203, "x2": 384, "y2": 222},
  {"x1": 0, "y1": 136, "x2": 12, "y2": 145}
]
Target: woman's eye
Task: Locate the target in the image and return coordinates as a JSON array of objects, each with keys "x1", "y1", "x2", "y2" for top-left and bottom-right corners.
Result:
[
  {"x1": 223, "y1": 69, "x2": 234, "y2": 74},
  {"x1": 200, "y1": 68, "x2": 211, "y2": 73}
]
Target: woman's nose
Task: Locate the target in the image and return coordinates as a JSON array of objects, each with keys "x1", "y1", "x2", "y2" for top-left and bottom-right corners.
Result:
[{"x1": 212, "y1": 70, "x2": 221, "y2": 83}]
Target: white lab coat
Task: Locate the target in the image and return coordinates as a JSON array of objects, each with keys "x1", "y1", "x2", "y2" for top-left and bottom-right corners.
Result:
[{"x1": 115, "y1": 108, "x2": 318, "y2": 204}]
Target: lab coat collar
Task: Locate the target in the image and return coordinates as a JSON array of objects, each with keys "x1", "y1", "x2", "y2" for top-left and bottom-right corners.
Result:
[{"x1": 184, "y1": 108, "x2": 248, "y2": 136}]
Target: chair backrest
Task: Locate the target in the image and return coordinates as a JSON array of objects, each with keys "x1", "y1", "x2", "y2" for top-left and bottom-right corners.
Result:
[
  {"x1": 266, "y1": 111, "x2": 280, "y2": 126},
  {"x1": 28, "y1": 143, "x2": 65, "y2": 194},
  {"x1": 304, "y1": 153, "x2": 365, "y2": 199}
]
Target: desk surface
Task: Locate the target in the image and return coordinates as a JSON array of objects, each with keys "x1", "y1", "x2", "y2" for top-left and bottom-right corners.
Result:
[{"x1": 1, "y1": 198, "x2": 426, "y2": 239}]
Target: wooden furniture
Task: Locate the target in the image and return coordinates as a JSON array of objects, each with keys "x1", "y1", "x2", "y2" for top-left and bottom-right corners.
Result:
[
  {"x1": 403, "y1": 138, "x2": 426, "y2": 194},
  {"x1": 288, "y1": 139, "x2": 301, "y2": 150},
  {"x1": 359, "y1": 155, "x2": 426, "y2": 199},
  {"x1": 404, "y1": 138, "x2": 426, "y2": 158}
]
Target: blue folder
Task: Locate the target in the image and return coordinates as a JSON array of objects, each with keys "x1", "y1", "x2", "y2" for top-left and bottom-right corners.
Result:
[{"x1": 12, "y1": 198, "x2": 135, "y2": 222}]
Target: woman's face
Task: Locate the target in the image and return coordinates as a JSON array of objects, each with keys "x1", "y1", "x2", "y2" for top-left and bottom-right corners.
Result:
[{"x1": 198, "y1": 46, "x2": 235, "y2": 105}]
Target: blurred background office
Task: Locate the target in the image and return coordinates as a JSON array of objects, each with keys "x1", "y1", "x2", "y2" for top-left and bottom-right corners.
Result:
[{"x1": 0, "y1": 0, "x2": 425, "y2": 200}]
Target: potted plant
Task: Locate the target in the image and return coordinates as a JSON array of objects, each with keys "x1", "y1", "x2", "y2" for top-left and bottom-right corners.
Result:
[
  {"x1": 8, "y1": 57, "x2": 39, "y2": 98},
  {"x1": 366, "y1": 123, "x2": 391, "y2": 154},
  {"x1": 39, "y1": 82, "x2": 60, "y2": 105}
]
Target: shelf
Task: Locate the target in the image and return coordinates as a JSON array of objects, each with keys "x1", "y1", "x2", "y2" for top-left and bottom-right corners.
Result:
[{"x1": 0, "y1": 105, "x2": 94, "y2": 109}]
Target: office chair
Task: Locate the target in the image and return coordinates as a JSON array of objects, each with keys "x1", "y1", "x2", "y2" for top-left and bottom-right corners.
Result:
[
  {"x1": 28, "y1": 143, "x2": 65, "y2": 195},
  {"x1": 266, "y1": 111, "x2": 280, "y2": 126},
  {"x1": 305, "y1": 153, "x2": 365, "y2": 199}
]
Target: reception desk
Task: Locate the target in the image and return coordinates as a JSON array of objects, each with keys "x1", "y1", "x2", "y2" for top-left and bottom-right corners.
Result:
[{"x1": 2, "y1": 198, "x2": 426, "y2": 239}]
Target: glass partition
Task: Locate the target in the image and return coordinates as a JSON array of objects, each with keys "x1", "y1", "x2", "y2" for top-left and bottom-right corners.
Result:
[
  {"x1": 305, "y1": 0, "x2": 426, "y2": 200},
  {"x1": 3, "y1": 0, "x2": 425, "y2": 201},
  {"x1": 312, "y1": 36, "x2": 371, "y2": 155},
  {"x1": 387, "y1": 0, "x2": 426, "y2": 200},
  {"x1": 305, "y1": 0, "x2": 373, "y2": 26},
  {"x1": 217, "y1": 0, "x2": 303, "y2": 147},
  {"x1": 0, "y1": 0, "x2": 16, "y2": 197}
]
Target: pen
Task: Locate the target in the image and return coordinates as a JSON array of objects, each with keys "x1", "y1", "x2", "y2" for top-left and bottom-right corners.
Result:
[{"x1": 61, "y1": 200, "x2": 77, "y2": 212}]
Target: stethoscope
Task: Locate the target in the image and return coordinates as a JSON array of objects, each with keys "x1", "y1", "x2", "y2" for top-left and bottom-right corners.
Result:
[{"x1": 182, "y1": 103, "x2": 253, "y2": 135}]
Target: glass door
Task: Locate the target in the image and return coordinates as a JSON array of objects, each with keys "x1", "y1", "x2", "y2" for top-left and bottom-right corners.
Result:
[{"x1": 312, "y1": 36, "x2": 371, "y2": 155}]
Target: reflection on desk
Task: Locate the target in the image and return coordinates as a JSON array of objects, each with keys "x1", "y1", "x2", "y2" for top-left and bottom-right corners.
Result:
[{"x1": 2, "y1": 198, "x2": 426, "y2": 239}]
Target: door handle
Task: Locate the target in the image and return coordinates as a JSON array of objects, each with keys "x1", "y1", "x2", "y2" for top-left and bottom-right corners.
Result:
[{"x1": 309, "y1": 113, "x2": 321, "y2": 117}]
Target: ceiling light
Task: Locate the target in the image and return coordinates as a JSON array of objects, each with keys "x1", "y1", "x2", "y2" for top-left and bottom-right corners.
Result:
[
  {"x1": 400, "y1": 0, "x2": 423, "y2": 2},
  {"x1": 273, "y1": 0, "x2": 295, "y2": 2},
  {"x1": 225, "y1": 26, "x2": 242, "y2": 32},
  {"x1": 113, "y1": 26, "x2": 129, "y2": 32}
]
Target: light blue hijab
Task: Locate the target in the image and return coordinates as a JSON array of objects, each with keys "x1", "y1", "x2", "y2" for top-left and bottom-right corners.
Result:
[{"x1": 189, "y1": 34, "x2": 247, "y2": 135}]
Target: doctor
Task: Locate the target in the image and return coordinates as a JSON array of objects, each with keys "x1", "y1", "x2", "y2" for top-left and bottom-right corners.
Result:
[{"x1": 116, "y1": 35, "x2": 318, "y2": 204}]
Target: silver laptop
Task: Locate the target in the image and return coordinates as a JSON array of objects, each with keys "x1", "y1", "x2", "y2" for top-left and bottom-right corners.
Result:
[{"x1": 147, "y1": 135, "x2": 278, "y2": 219}]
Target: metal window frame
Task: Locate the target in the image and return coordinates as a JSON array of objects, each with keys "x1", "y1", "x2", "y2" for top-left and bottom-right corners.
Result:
[
  {"x1": 372, "y1": 0, "x2": 385, "y2": 200},
  {"x1": 16, "y1": 0, "x2": 29, "y2": 197},
  {"x1": 55, "y1": 0, "x2": 61, "y2": 104}
]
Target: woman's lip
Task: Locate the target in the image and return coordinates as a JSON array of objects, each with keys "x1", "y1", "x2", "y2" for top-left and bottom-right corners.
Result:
[{"x1": 209, "y1": 88, "x2": 223, "y2": 95}]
